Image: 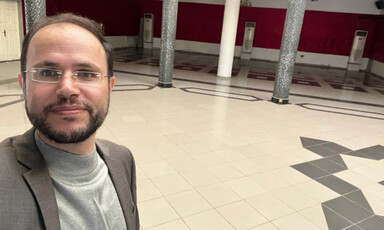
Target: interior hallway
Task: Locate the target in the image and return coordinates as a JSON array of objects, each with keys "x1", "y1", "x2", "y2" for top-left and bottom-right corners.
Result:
[{"x1": 1, "y1": 48, "x2": 384, "y2": 230}]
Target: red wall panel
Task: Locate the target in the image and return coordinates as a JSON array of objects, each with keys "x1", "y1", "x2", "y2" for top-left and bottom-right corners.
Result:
[
  {"x1": 46, "y1": 0, "x2": 141, "y2": 36},
  {"x1": 369, "y1": 16, "x2": 384, "y2": 63},
  {"x1": 46, "y1": 0, "x2": 383, "y2": 63},
  {"x1": 140, "y1": 2, "x2": 382, "y2": 62}
]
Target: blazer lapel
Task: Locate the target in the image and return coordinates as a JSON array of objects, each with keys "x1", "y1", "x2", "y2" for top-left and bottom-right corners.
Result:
[
  {"x1": 15, "y1": 129, "x2": 60, "y2": 230},
  {"x1": 96, "y1": 141, "x2": 134, "y2": 228}
]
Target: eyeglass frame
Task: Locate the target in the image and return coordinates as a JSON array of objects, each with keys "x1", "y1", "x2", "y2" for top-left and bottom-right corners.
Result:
[{"x1": 23, "y1": 67, "x2": 109, "y2": 85}]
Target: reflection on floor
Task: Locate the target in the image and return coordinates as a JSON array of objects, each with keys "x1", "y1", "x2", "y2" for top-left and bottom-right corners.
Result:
[{"x1": 1, "y1": 48, "x2": 384, "y2": 230}]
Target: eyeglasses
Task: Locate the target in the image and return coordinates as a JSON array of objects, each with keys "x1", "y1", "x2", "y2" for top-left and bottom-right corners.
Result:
[{"x1": 24, "y1": 68, "x2": 107, "y2": 85}]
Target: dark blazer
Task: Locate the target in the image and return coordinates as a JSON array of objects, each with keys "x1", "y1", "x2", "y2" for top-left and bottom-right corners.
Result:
[{"x1": 0, "y1": 128, "x2": 139, "y2": 230}]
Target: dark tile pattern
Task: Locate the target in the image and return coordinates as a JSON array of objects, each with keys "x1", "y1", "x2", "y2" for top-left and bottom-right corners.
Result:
[
  {"x1": 208, "y1": 67, "x2": 240, "y2": 76},
  {"x1": 329, "y1": 83, "x2": 368, "y2": 92},
  {"x1": 306, "y1": 145, "x2": 339, "y2": 157},
  {"x1": 322, "y1": 206, "x2": 354, "y2": 230},
  {"x1": 317, "y1": 175, "x2": 359, "y2": 195},
  {"x1": 112, "y1": 84, "x2": 156, "y2": 92},
  {"x1": 300, "y1": 137, "x2": 328, "y2": 147},
  {"x1": 292, "y1": 79, "x2": 321, "y2": 87},
  {"x1": 179, "y1": 87, "x2": 261, "y2": 101},
  {"x1": 357, "y1": 216, "x2": 384, "y2": 230},
  {"x1": 293, "y1": 137, "x2": 384, "y2": 230},
  {"x1": 311, "y1": 158, "x2": 348, "y2": 174},
  {"x1": 344, "y1": 190, "x2": 374, "y2": 213},
  {"x1": 136, "y1": 59, "x2": 160, "y2": 67},
  {"x1": 292, "y1": 162, "x2": 330, "y2": 179},
  {"x1": 323, "y1": 197, "x2": 373, "y2": 223},
  {"x1": 112, "y1": 48, "x2": 384, "y2": 98}
]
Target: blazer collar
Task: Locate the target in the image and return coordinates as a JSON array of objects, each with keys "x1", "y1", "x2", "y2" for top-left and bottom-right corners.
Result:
[
  {"x1": 14, "y1": 128, "x2": 61, "y2": 230},
  {"x1": 96, "y1": 140, "x2": 133, "y2": 228}
]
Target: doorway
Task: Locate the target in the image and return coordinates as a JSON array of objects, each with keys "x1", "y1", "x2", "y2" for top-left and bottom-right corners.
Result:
[{"x1": 0, "y1": 1, "x2": 22, "y2": 62}]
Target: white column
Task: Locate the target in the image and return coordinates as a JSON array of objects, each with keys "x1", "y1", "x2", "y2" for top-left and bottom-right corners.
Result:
[{"x1": 217, "y1": 0, "x2": 240, "y2": 78}]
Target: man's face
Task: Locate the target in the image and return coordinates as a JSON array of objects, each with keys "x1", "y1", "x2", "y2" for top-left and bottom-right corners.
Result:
[{"x1": 20, "y1": 23, "x2": 114, "y2": 143}]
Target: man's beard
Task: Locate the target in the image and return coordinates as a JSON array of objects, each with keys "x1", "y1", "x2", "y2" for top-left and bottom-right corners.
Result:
[{"x1": 26, "y1": 96, "x2": 109, "y2": 144}]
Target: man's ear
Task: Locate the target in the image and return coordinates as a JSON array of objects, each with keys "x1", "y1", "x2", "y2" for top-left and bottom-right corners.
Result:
[
  {"x1": 18, "y1": 73, "x2": 25, "y2": 94},
  {"x1": 109, "y1": 76, "x2": 115, "y2": 93}
]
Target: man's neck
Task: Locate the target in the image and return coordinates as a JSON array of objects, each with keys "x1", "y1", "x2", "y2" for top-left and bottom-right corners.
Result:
[{"x1": 36, "y1": 130, "x2": 96, "y2": 155}]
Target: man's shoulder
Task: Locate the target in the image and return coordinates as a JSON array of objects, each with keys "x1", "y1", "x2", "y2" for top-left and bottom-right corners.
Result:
[
  {"x1": 0, "y1": 133, "x2": 27, "y2": 170},
  {"x1": 0, "y1": 134, "x2": 21, "y2": 160},
  {"x1": 96, "y1": 138, "x2": 134, "y2": 159}
]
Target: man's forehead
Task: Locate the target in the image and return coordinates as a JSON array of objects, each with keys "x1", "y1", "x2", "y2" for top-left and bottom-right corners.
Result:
[{"x1": 32, "y1": 23, "x2": 96, "y2": 41}]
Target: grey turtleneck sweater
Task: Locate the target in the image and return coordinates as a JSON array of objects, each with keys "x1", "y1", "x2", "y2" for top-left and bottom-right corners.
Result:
[{"x1": 35, "y1": 133, "x2": 127, "y2": 230}]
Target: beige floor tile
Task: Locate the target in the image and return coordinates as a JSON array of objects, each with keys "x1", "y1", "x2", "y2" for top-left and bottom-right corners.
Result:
[
  {"x1": 271, "y1": 167, "x2": 311, "y2": 185},
  {"x1": 208, "y1": 163, "x2": 245, "y2": 181},
  {"x1": 212, "y1": 148, "x2": 247, "y2": 162},
  {"x1": 146, "y1": 219, "x2": 190, "y2": 230},
  {"x1": 192, "y1": 152, "x2": 226, "y2": 167},
  {"x1": 166, "y1": 156, "x2": 202, "y2": 173},
  {"x1": 197, "y1": 183, "x2": 241, "y2": 207},
  {"x1": 362, "y1": 190, "x2": 384, "y2": 214},
  {"x1": 140, "y1": 160, "x2": 177, "y2": 178},
  {"x1": 225, "y1": 177, "x2": 267, "y2": 199},
  {"x1": 231, "y1": 159, "x2": 266, "y2": 176},
  {"x1": 178, "y1": 142, "x2": 210, "y2": 155},
  {"x1": 138, "y1": 197, "x2": 180, "y2": 229},
  {"x1": 248, "y1": 222, "x2": 279, "y2": 230},
  {"x1": 183, "y1": 209, "x2": 235, "y2": 230},
  {"x1": 166, "y1": 133, "x2": 196, "y2": 145},
  {"x1": 217, "y1": 201, "x2": 267, "y2": 230},
  {"x1": 166, "y1": 189, "x2": 212, "y2": 217},
  {"x1": 137, "y1": 179, "x2": 162, "y2": 203},
  {"x1": 151, "y1": 174, "x2": 192, "y2": 196},
  {"x1": 299, "y1": 205, "x2": 331, "y2": 230},
  {"x1": 247, "y1": 193, "x2": 295, "y2": 221},
  {"x1": 233, "y1": 144, "x2": 269, "y2": 159},
  {"x1": 294, "y1": 180, "x2": 339, "y2": 203},
  {"x1": 272, "y1": 186, "x2": 318, "y2": 211},
  {"x1": 343, "y1": 155, "x2": 376, "y2": 169},
  {"x1": 272, "y1": 213, "x2": 321, "y2": 230},
  {"x1": 334, "y1": 169, "x2": 375, "y2": 189},
  {"x1": 180, "y1": 168, "x2": 219, "y2": 188},
  {"x1": 153, "y1": 144, "x2": 189, "y2": 159},
  {"x1": 250, "y1": 171, "x2": 290, "y2": 192}
]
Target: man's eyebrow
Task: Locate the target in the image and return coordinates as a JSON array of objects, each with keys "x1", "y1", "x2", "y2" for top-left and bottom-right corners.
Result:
[
  {"x1": 74, "y1": 63, "x2": 101, "y2": 70},
  {"x1": 33, "y1": 62, "x2": 60, "y2": 68}
]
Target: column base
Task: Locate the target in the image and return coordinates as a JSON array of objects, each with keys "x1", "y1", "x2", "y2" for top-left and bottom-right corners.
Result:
[
  {"x1": 158, "y1": 82, "x2": 173, "y2": 88},
  {"x1": 271, "y1": 97, "x2": 289, "y2": 104}
]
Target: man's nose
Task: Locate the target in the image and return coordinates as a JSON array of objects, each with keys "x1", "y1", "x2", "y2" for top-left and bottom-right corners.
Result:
[{"x1": 56, "y1": 73, "x2": 80, "y2": 98}]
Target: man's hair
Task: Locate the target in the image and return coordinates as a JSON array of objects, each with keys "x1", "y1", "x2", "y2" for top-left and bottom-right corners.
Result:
[{"x1": 20, "y1": 13, "x2": 114, "y2": 78}]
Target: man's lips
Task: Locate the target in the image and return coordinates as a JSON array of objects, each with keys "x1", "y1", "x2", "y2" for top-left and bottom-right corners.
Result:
[{"x1": 50, "y1": 106, "x2": 87, "y2": 116}]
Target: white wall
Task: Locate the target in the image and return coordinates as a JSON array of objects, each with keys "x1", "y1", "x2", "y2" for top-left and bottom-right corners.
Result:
[
  {"x1": 105, "y1": 36, "x2": 138, "y2": 49},
  {"x1": 370, "y1": 60, "x2": 384, "y2": 77},
  {"x1": 179, "y1": 0, "x2": 383, "y2": 15}
]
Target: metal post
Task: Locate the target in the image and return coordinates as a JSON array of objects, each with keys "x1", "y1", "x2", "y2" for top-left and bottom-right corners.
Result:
[
  {"x1": 24, "y1": 0, "x2": 46, "y2": 32},
  {"x1": 158, "y1": 0, "x2": 179, "y2": 88},
  {"x1": 271, "y1": 0, "x2": 306, "y2": 104}
]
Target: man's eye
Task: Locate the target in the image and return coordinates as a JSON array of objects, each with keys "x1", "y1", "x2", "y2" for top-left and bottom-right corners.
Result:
[
  {"x1": 76, "y1": 72, "x2": 100, "y2": 79},
  {"x1": 39, "y1": 69, "x2": 58, "y2": 77}
]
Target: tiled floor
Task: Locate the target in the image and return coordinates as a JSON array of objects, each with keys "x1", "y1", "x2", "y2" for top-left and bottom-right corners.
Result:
[{"x1": 1, "y1": 48, "x2": 384, "y2": 229}]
